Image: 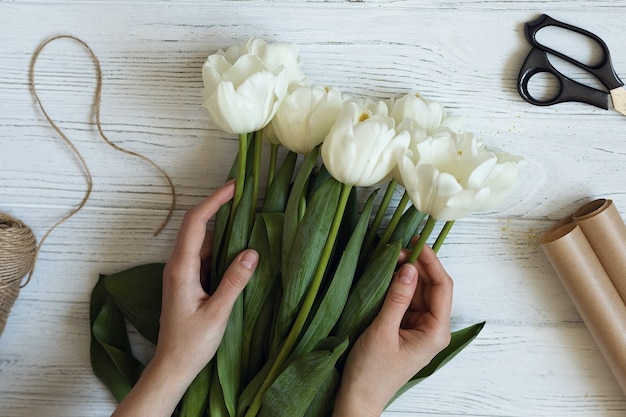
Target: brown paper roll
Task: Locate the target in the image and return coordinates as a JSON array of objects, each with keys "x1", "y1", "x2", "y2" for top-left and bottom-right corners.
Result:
[
  {"x1": 540, "y1": 222, "x2": 626, "y2": 395},
  {"x1": 573, "y1": 199, "x2": 626, "y2": 304}
]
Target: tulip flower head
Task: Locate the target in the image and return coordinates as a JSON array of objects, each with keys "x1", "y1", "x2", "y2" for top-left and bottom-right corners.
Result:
[
  {"x1": 272, "y1": 85, "x2": 344, "y2": 154},
  {"x1": 389, "y1": 118, "x2": 429, "y2": 186},
  {"x1": 398, "y1": 130, "x2": 524, "y2": 221},
  {"x1": 262, "y1": 120, "x2": 282, "y2": 145},
  {"x1": 243, "y1": 38, "x2": 307, "y2": 91},
  {"x1": 321, "y1": 98, "x2": 410, "y2": 187},
  {"x1": 389, "y1": 92, "x2": 463, "y2": 134},
  {"x1": 201, "y1": 37, "x2": 306, "y2": 134}
]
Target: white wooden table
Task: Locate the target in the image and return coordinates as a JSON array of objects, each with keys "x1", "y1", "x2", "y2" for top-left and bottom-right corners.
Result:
[{"x1": 2, "y1": 1, "x2": 626, "y2": 416}]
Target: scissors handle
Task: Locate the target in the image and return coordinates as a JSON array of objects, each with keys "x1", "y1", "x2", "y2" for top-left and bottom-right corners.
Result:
[
  {"x1": 518, "y1": 47, "x2": 610, "y2": 109},
  {"x1": 525, "y1": 14, "x2": 623, "y2": 90}
]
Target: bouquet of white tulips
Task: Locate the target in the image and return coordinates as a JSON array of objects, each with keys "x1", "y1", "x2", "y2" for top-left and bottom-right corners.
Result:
[{"x1": 90, "y1": 37, "x2": 524, "y2": 417}]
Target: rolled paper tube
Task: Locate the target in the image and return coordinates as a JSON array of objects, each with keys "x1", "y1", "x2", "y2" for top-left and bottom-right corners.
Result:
[
  {"x1": 573, "y1": 199, "x2": 626, "y2": 304},
  {"x1": 540, "y1": 222, "x2": 626, "y2": 395}
]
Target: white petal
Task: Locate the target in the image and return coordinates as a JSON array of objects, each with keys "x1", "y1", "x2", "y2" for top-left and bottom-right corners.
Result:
[
  {"x1": 222, "y1": 55, "x2": 267, "y2": 86},
  {"x1": 465, "y1": 155, "x2": 498, "y2": 189},
  {"x1": 202, "y1": 54, "x2": 231, "y2": 92},
  {"x1": 202, "y1": 69, "x2": 286, "y2": 134},
  {"x1": 262, "y1": 121, "x2": 281, "y2": 145},
  {"x1": 202, "y1": 81, "x2": 244, "y2": 134},
  {"x1": 479, "y1": 153, "x2": 525, "y2": 210},
  {"x1": 261, "y1": 41, "x2": 306, "y2": 88}
]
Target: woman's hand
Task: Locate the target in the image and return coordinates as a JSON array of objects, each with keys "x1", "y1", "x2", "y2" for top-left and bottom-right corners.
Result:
[
  {"x1": 156, "y1": 180, "x2": 258, "y2": 380},
  {"x1": 112, "y1": 181, "x2": 258, "y2": 417},
  {"x1": 333, "y1": 245, "x2": 453, "y2": 417}
]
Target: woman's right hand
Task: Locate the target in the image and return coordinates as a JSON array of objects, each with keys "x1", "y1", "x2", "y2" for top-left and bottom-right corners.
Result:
[{"x1": 333, "y1": 244, "x2": 454, "y2": 417}]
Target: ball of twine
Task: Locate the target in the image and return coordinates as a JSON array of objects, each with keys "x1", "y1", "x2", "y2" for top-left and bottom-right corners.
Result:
[{"x1": 0, "y1": 213, "x2": 37, "y2": 336}]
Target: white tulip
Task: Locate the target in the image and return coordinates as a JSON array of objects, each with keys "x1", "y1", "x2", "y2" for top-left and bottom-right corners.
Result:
[
  {"x1": 272, "y1": 85, "x2": 344, "y2": 154},
  {"x1": 389, "y1": 92, "x2": 463, "y2": 134},
  {"x1": 201, "y1": 37, "x2": 306, "y2": 134},
  {"x1": 262, "y1": 120, "x2": 282, "y2": 145},
  {"x1": 321, "y1": 99, "x2": 410, "y2": 187},
  {"x1": 477, "y1": 150, "x2": 526, "y2": 212},
  {"x1": 390, "y1": 118, "x2": 428, "y2": 185},
  {"x1": 241, "y1": 37, "x2": 307, "y2": 91},
  {"x1": 398, "y1": 130, "x2": 523, "y2": 221}
]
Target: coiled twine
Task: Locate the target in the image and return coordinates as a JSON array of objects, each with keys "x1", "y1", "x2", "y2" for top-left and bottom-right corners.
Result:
[{"x1": 0, "y1": 214, "x2": 37, "y2": 336}]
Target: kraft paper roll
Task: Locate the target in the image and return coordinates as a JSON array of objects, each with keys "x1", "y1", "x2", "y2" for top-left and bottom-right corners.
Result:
[
  {"x1": 573, "y1": 199, "x2": 626, "y2": 304},
  {"x1": 540, "y1": 221, "x2": 626, "y2": 395}
]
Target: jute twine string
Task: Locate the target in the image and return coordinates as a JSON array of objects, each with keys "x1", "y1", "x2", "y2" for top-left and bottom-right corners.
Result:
[
  {"x1": 23, "y1": 35, "x2": 176, "y2": 285},
  {"x1": 0, "y1": 214, "x2": 37, "y2": 336}
]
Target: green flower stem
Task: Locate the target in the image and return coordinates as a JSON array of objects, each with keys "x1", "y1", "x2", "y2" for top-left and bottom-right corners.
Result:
[
  {"x1": 267, "y1": 143, "x2": 279, "y2": 190},
  {"x1": 432, "y1": 220, "x2": 455, "y2": 254},
  {"x1": 360, "y1": 180, "x2": 397, "y2": 265},
  {"x1": 251, "y1": 131, "x2": 263, "y2": 229},
  {"x1": 407, "y1": 215, "x2": 437, "y2": 264},
  {"x1": 244, "y1": 182, "x2": 353, "y2": 417},
  {"x1": 371, "y1": 190, "x2": 410, "y2": 261},
  {"x1": 233, "y1": 133, "x2": 248, "y2": 215}
]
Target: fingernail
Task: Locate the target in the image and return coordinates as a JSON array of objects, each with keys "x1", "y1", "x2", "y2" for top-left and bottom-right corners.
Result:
[
  {"x1": 226, "y1": 178, "x2": 236, "y2": 186},
  {"x1": 398, "y1": 265, "x2": 416, "y2": 285},
  {"x1": 240, "y1": 250, "x2": 258, "y2": 270}
]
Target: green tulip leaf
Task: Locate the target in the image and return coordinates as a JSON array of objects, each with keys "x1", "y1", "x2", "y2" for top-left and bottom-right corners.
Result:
[
  {"x1": 259, "y1": 337, "x2": 348, "y2": 417},
  {"x1": 243, "y1": 213, "x2": 282, "y2": 382},
  {"x1": 303, "y1": 368, "x2": 339, "y2": 417},
  {"x1": 180, "y1": 363, "x2": 212, "y2": 417},
  {"x1": 273, "y1": 178, "x2": 341, "y2": 350},
  {"x1": 308, "y1": 165, "x2": 359, "y2": 245},
  {"x1": 246, "y1": 287, "x2": 279, "y2": 383},
  {"x1": 211, "y1": 135, "x2": 248, "y2": 288},
  {"x1": 389, "y1": 204, "x2": 427, "y2": 248},
  {"x1": 217, "y1": 295, "x2": 243, "y2": 417},
  {"x1": 212, "y1": 198, "x2": 232, "y2": 276},
  {"x1": 243, "y1": 215, "x2": 274, "y2": 321},
  {"x1": 238, "y1": 349, "x2": 278, "y2": 417},
  {"x1": 291, "y1": 190, "x2": 376, "y2": 357},
  {"x1": 90, "y1": 275, "x2": 144, "y2": 403},
  {"x1": 307, "y1": 163, "x2": 331, "y2": 198},
  {"x1": 104, "y1": 263, "x2": 164, "y2": 345},
  {"x1": 388, "y1": 321, "x2": 486, "y2": 405},
  {"x1": 209, "y1": 365, "x2": 230, "y2": 417},
  {"x1": 341, "y1": 186, "x2": 359, "y2": 247},
  {"x1": 216, "y1": 175, "x2": 257, "y2": 417},
  {"x1": 211, "y1": 197, "x2": 233, "y2": 287},
  {"x1": 282, "y1": 147, "x2": 319, "y2": 273},
  {"x1": 224, "y1": 174, "x2": 255, "y2": 269},
  {"x1": 260, "y1": 213, "x2": 284, "y2": 279},
  {"x1": 262, "y1": 151, "x2": 297, "y2": 213},
  {"x1": 334, "y1": 240, "x2": 402, "y2": 343}
]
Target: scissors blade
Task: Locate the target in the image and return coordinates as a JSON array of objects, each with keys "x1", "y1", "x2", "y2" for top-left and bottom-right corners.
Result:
[{"x1": 610, "y1": 87, "x2": 626, "y2": 116}]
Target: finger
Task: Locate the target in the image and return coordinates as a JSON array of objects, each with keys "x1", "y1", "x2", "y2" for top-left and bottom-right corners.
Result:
[
  {"x1": 417, "y1": 245, "x2": 453, "y2": 320},
  {"x1": 170, "y1": 181, "x2": 236, "y2": 265},
  {"x1": 374, "y1": 263, "x2": 418, "y2": 333},
  {"x1": 209, "y1": 249, "x2": 258, "y2": 313}
]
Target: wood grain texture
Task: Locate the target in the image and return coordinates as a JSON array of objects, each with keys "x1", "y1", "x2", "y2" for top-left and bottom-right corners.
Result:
[{"x1": 1, "y1": 1, "x2": 626, "y2": 416}]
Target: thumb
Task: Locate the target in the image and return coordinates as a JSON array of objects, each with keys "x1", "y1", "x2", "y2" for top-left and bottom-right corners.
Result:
[
  {"x1": 375, "y1": 263, "x2": 417, "y2": 331},
  {"x1": 211, "y1": 249, "x2": 258, "y2": 311}
]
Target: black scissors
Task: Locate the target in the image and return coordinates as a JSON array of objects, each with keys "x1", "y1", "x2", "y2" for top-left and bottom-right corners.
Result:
[{"x1": 518, "y1": 14, "x2": 626, "y2": 116}]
